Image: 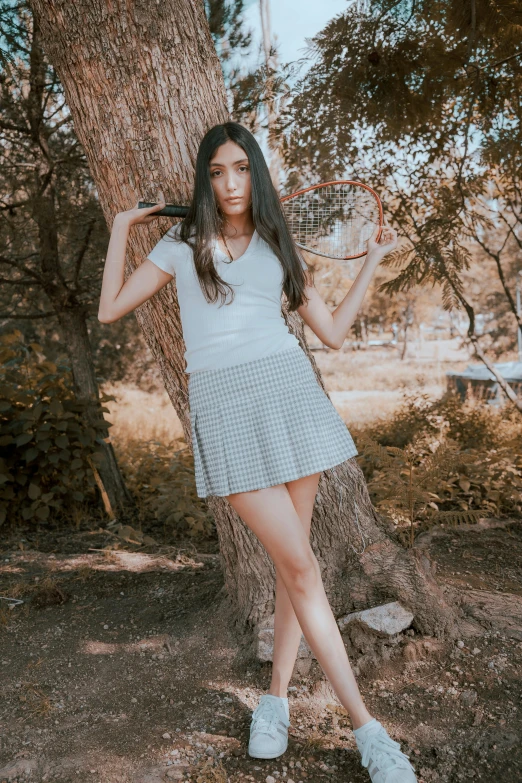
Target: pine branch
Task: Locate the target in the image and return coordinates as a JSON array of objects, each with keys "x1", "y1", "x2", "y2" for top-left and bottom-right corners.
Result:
[{"x1": 424, "y1": 509, "x2": 485, "y2": 526}]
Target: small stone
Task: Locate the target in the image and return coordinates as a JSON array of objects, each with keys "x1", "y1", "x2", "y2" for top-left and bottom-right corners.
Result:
[
  {"x1": 103, "y1": 624, "x2": 109, "y2": 630},
  {"x1": 162, "y1": 732, "x2": 171, "y2": 739},
  {"x1": 461, "y1": 690, "x2": 478, "y2": 707},
  {"x1": 338, "y1": 601, "x2": 414, "y2": 636},
  {"x1": 131, "y1": 698, "x2": 137, "y2": 703},
  {"x1": 205, "y1": 746, "x2": 215, "y2": 756},
  {"x1": 457, "y1": 640, "x2": 465, "y2": 648},
  {"x1": 472, "y1": 647, "x2": 481, "y2": 655},
  {"x1": 266, "y1": 777, "x2": 276, "y2": 783}
]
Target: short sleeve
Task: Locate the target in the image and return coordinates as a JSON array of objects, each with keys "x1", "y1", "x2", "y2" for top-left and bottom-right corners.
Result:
[{"x1": 147, "y1": 223, "x2": 189, "y2": 276}]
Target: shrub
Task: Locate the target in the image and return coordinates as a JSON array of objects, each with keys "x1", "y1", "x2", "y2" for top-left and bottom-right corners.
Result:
[
  {"x1": 118, "y1": 437, "x2": 215, "y2": 540},
  {"x1": 0, "y1": 330, "x2": 108, "y2": 528},
  {"x1": 355, "y1": 389, "x2": 522, "y2": 542}
]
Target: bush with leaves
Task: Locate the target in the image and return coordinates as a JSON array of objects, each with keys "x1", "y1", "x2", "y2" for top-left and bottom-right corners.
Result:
[
  {"x1": 118, "y1": 438, "x2": 215, "y2": 541},
  {"x1": 0, "y1": 331, "x2": 108, "y2": 527},
  {"x1": 354, "y1": 390, "x2": 522, "y2": 544}
]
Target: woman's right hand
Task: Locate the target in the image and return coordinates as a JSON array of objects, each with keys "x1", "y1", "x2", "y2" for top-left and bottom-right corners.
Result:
[{"x1": 115, "y1": 200, "x2": 167, "y2": 228}]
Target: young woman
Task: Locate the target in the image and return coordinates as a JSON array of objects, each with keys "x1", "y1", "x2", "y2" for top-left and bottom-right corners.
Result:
[{"x1": 98, "y1": 121, "x2": 417, "y2": 783}]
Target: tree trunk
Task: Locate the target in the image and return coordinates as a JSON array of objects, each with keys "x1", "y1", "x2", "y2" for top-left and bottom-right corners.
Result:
[
  {"x1": 26, "y1": 51, "x2": 135, "y2": 517},
  {"x1": 29, "y1": 0, "x2": 461, "y2": 651},
  {"x1": 56, "y1": 307, "x2": 135, "y2": 512}
]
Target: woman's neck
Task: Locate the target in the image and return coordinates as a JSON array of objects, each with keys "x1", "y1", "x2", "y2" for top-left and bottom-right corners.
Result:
[{"x1": 220, "y1": 210, "x2": 255, "y2": 238}]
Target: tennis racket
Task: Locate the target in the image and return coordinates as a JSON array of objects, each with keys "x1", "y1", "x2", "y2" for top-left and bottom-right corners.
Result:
[{"x1": 138, "y1": 180, "x2": 383, "y2": 260}]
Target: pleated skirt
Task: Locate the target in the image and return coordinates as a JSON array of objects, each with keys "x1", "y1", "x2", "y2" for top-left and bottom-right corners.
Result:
[{"x1": 187, "y1": 345, "x2": 358, "y2": 499}]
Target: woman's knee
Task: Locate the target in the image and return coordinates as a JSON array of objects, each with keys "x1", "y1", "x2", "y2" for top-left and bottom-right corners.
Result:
[
  {"x1": 279, "y1": 547, "x2": 319, "y2": 593},
  {"x1": 225, "y1": 483, "x2": 319, "y2": 591}
]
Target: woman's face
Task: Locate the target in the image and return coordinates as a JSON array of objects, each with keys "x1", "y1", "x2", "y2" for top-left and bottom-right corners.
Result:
[{"x1": 209, "y1": 140, "x2": 252, "y2": 219}]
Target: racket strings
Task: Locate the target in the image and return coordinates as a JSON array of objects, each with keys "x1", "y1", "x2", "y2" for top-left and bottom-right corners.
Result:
[{"x1": 282, "y1": 183, "x2": 380, "y2": 259}]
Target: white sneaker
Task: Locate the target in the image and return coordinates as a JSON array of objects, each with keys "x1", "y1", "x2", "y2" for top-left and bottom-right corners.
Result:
[
  {"x1": 354, "y1": 718, "x2": 418, "y2": 782},
  {"x1": 248, "y1": 694, "x2": 290, "y2": 759}
]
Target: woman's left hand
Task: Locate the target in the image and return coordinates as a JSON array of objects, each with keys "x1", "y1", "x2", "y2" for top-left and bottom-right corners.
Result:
[{"x1": 366, "y1": 219, "x2": 398, "y2": 262}]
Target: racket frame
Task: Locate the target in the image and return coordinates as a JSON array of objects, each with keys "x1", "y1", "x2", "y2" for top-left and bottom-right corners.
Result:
[{"x1": 279, "y1": 179, "x2": 384, "y2": 260}]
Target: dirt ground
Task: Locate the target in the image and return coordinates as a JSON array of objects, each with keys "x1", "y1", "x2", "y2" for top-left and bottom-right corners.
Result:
[{"x1": 1, "y1": 518, "x2": 521, "y2": 783}]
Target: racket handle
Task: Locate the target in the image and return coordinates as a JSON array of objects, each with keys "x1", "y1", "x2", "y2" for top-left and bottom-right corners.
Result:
[{"x1": 138, "y1": 201, "x2": 189, "y2": 218}]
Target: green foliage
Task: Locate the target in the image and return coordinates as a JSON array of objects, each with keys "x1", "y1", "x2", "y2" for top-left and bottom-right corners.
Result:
[
  {"x1": 0, "y1": 331, "x2": 107, "y2": 527},
  {"x1": 119, "y1": 438, "x2": 215, "y2": 541},
  {"x1": 276, "y1": 0, "x2": 522, "y2": 364},
  {"x1": 282, "y1": 0, "x2": 522, "y2": 171},
  {"x1": 355, "y1": 391, "x2": 522, "y2": 545},
  {"x1": 204, "y1": 0, "x2": 252, "y2": 66}
]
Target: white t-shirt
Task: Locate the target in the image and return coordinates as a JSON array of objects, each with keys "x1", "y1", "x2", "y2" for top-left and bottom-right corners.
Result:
[{"x1": 146, "y1": 223, "x2": 305, "y2": 374}]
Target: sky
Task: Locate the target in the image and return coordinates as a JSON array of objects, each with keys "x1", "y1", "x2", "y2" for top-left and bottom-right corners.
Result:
[{"x1": 241, "y1": 0, "x2": 349, "y2": 70}]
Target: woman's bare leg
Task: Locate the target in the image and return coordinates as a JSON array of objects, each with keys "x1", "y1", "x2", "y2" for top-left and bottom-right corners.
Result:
[
  {"x1": 226, "y1": 481, "x2": 373, "y2": 730},
  {"x1": 268, "y1": 472, "x2": 321, "y2": 698}
]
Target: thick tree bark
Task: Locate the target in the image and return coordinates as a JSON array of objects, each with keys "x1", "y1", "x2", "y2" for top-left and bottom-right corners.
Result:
[
  {"x1": 24, "y1": 28, "x2": 135, "y2": 516},
  {"x1": 28, "y1": 0, "x2": 461, "y2": 650},
  {"x1": 55, "y1": 307, "x2": 135, "y2": 512}
]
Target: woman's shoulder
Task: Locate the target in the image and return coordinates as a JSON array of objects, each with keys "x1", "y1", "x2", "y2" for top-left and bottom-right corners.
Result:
[{"x1": 147, "y1": 221, "x2": 194, "y2": 276}]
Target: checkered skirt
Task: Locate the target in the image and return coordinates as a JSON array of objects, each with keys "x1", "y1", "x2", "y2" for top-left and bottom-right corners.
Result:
[{"x1": 187, "y1": 345, "x2": 358, "y2": 498}]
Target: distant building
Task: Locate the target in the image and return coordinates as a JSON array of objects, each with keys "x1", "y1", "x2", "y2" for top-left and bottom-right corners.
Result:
[{"x1": 446, "y1": 361, "x2": 522, "y2": 404}]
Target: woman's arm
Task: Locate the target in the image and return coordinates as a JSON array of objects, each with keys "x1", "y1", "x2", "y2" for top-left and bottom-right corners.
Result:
[
  {"x1": 98, "y1": 200, "x2": 172, "y2": 324},
  {"x1": 297, "y1": 223, "x2": 398, "y2": 349}
]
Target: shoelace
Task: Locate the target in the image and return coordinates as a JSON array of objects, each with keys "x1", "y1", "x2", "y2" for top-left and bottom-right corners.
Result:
[
  {"x1": 251, "y1": 699, "x2": 287, "y2": 738},
  {"x1": 359, "y1": 728, "x2": 412, "y2": 772}
]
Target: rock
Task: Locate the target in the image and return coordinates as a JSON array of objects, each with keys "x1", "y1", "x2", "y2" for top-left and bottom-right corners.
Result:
[
  {"x1": 461, "y1": 689, "x2": 478, "y2": 707},
  {"x1": 115, "y1": 524, "x2": 144, "y2": 544},
  {"x1": 162, "y1": 732, "x2": 172, "y2": 739},
  {"x1": 294, "y1": 656, "x2": 312, "y2": 676},
  {"x1": 338, "y1": 602, "x2": 414, "y2": 637},
  {"x1": 403, "y1": 641, "x2": 420, "y2": 662},
  {"x1": 166, "y1": 771, "x2": 184, "y2": 780},
  {"x1": 258, "y1": 618, "x2": 312, "y2": 661},
  {"x1": 0, "y1": 758, "x2": 38, "y2": 781},
  {"x1": 457, "y1": 640, "x2": 465, "y2": 648}
]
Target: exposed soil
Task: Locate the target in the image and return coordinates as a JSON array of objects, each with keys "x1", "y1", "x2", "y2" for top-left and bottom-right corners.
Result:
[{"x1": 0, "y1": 519, "x2": 521, "y2": 783}]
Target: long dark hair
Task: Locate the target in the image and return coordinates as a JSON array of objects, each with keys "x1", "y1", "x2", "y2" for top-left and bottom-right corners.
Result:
[{"x1": 170, "y1": 121, "x2": 312, "y2": 311}]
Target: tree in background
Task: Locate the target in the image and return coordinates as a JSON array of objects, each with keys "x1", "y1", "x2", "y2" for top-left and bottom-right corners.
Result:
[
  {"x1": 205, "y1": 0, "x2": 252, "y2": 95},
  {"x1": 278, "y1": 0, "x2": 522, "y2": 410},
  {"x1": 0, "y1": 2, "x2": 135, "y2": 514}
]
